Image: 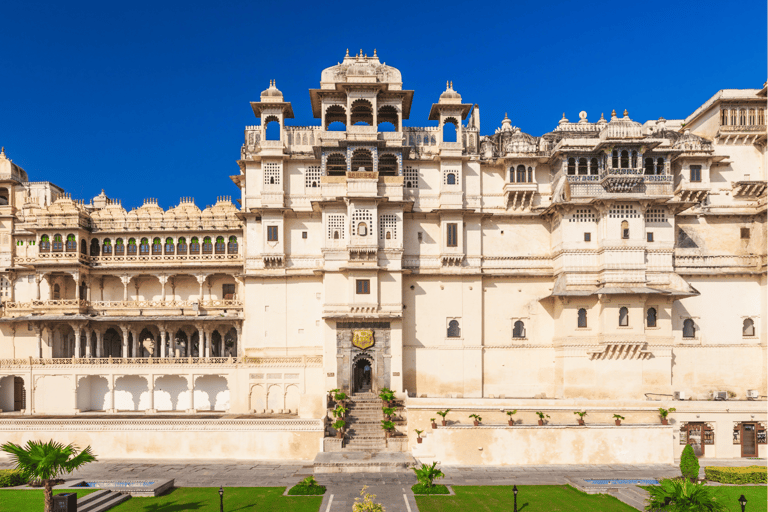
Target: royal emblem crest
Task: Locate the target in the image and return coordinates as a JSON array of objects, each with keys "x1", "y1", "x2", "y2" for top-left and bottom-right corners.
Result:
[{"x1": 352, "y1": 330, "x2": 374, "y2": 350}]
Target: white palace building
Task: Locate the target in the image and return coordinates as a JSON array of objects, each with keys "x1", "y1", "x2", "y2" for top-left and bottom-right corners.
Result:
[{"x1": 0, "y1": 51, "x2": 765, "y2": 465}]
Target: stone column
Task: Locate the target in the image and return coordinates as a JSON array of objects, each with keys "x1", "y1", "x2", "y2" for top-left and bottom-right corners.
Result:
[
  {"x1": 187, "y1": 375, "x2": 195, "y2": 413},
  {"x1": 74, "y1": 272, "x2": 81, "y2": 300},
  {"x1": 99, "y1": 277, "x2": 104, "y2": 301},
  {"x1": 159, "y1": 275, "x2": 168, "y2": 303},
  {"x1": 108, "y1": 375, "x2": 116, "y2": 413},
  {"x1": 84, "y1": 329, "x2": 92, "y2": 358},
  {"x1": 96, "y1": 330, "x2": 104, "y2": 358},
  {"x1": 35, "y1": 326, "x2": 43, "y2": 358},
  {"x1": 120, "y1": 325, "x2": 129, "y2": 358},
  {"x1": 160, "y1": 330, "x2": 167, "y2": 358},
  {"x1": 147, "y1": 375, "x2": 156, "y2": 413},
  {"x1": 196, "y1": 275, "x2": 206, "y2": 303},
  {"x1": 235, "y1": 323, "x2": 243, "y2": 357},
  {"x1": 197, "y1": 326, "x2": 206, "y2": 358},
  {"x1": 121, "y1": 275, "x2": 130, "y2": 302},
  {"x1": 85, "y1": 276, "x2": 92, "y2": 302},
  {"x1": 35, "y1": 274, "x2": 41, "y2": 300},
  {"x1": 73, "y1": 376, "x2": 79, "y2": 414},
  {"x1": 131, "y1": 329, "x2": 138, "y2": 358},
  {"x1": 73, "y1": 327, "x2": 81, "y2": 359}
]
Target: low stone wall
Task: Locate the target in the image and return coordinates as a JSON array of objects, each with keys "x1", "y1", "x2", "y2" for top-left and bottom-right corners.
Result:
[
  {"x1": 0, "y1": 418, "x2": 324, "y2": 461},
  {"x1": 413, "y1": 424, "x2": 673, "y2": 466}
]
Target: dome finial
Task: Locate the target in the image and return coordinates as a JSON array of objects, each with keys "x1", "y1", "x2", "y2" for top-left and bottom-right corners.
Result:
[
  {"x1": 562, "y1": 113, "x2": 566, "y2": 119},
  {"x1": 623, "y1": 109, "x2": 629, "y2": 117},
  {"x1": 373, "y1": 49, "x2": 377, "y2": 57},
  {"x1": 611, "y1": 109, "x2": 616, "y2": 117},
  {"x1": 346, "y1": 48, "x2": 349, "y2": 57},
  {"x1": 600, "y1": 112, "x2": 605, "y2": 121},
  {"x1": 450, "y1": 81, "x2": 453, "y2": 89}
]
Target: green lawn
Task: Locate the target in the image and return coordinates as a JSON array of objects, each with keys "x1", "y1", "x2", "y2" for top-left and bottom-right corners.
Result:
[
  {"x1": 696, "y1": 486, "x2": 766, "y2": 512},
  {"x1": 0, "y1": 489, "x2": 99, "y2": 510},
  {"x1": 414, "y1": 485, "x2": 637, "y2": 512}
]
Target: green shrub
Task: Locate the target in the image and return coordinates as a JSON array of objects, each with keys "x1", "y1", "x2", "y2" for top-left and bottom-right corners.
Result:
[
  {"x1": 411, "y1": 483, "x2": 450, "y2": 494},
  {"x1": 412, "y1": 461, "x2": 445, "y2": 488},
  {"x1": 679, "y1": 444, "x2": 700, "y2": 481},
  {"x1": 704, "y1": 465, "x2": 767, "y2": 484},
  {"x1": 287, "y1": 475, "x2": 326, "y2": 495},
  {"x1": 0, "y1": 469, "x2": 26, "y2": 487},
  {"x1": 645, "y1": 479, "x2": 727, "y2": 511}
]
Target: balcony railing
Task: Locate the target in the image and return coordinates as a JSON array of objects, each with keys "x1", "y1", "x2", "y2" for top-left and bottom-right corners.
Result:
[
  {"x1": 0, "y1": 355, "x2": 323, "y2": 368},
  {"x1": 719, "y1": 124, "x2": 766, "y2": 132}
]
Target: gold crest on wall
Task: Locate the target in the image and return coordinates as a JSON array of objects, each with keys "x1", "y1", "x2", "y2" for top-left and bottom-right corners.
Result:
[{"x1": 352, "y1": 330, "x2": 374, "y2": 350}]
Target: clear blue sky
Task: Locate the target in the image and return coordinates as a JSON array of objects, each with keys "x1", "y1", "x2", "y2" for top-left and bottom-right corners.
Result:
[{"x1": 1, "y1": 0, "x2": 764, "y2": 210}]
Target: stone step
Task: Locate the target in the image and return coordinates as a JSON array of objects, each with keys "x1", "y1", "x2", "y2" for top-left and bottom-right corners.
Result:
[
  {"x1": 313, "y1": 451, "x2": 417, "y2": 473},
  {"x1": 78, "y1": 490, "x2": 131, "y2": 512},
  {"x1": 77, "y1": 489, "x2": 111, "y2": 507}
]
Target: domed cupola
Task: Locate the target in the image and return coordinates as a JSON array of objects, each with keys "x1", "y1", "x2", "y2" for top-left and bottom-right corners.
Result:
[
  {"x1": 600, "y1": 109, "x2": 642, "y2": 140},
  {"x1": 260, "y1": 80, "x2": 284, "y2": 101},
  {"x1": 439, "y1": 81, "x2": 462, "y2": 103}
]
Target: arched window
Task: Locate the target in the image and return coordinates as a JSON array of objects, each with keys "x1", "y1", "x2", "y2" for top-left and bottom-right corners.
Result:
[
  {"x1": 326, "y1": 153, "x2": 347, "y2": 175},
  {"x1": 102, "y1": 238, "x2": 112, "y2": 255},
  {"x1": 350, "y1": 99, "x2": 374, "y2": 126},
  {"x1": 509, "y1": 167, "x2": 515, "y2": 182},
  {"x1": 620, "y1": 150, "x2": 629, "y2": 168},
  {"x1": 385, "y1": 231, "x2": 391, "y2": 240},
  {"x1": 647, "y1": 308, "x2": 657, "y2": 328},
  {"x1": 748, "y1": 109, "x2": 755, "y2": 125},
  {"x1": 264, "y1": 115, "x2": 280, "y2": 141},
  {"x1": 127, "y1": 238, "x2": 137, "y2": 255},
  {"x1": 447, "y1": 319, "x2": 460, "y2": 338},
  {"x1": 65, "y1": 234, "x2": 76, "y2": 252},
  {"x1": 528, "y1": 166, "x2": 534, "y2": 182},
  {"x1": 619, "y1": 306, "x2": 629, "y2": 326},
  {"x1": 215, "y1": 236, "x2": 226, "y2": 254},
  {"x1": 0, "y1": 188, "x2": 8, "y2": 206},
  {"x1": 357, "y1": 222, "x2": 368, "y2": 236},
  {"x1": 656, "y1": 158, "x2": 664, "y2": 175},
  {"x1": 90, "y1": 239, "x2": 100, "y2": 256},
  {"x1": 40, "y1": 235, "x2": 50, "y2": 252},
  {"x1": 228, "y1": 236, "x2": 238, "y2": 254},
  {"x1": 202, "y1": 236, "x2": 213, "y2": 254},
  {"x1": 351, "y1": 149, "x2": 373, "y2": 173},
  {"x1": 325, "y1": 105, "x2": 346, "y2": 131},
  {"x1": 377, "y1": 105, "x2": 398, "y2": 131},
  {"x1": 513, "y1": 320, "x2": 526, "y2": 338},
  {"x1": 190, "y1": 237, "x2": 200, "y2": 254},
  {"x1": 152, "y1": 237, "x2": 162, "y2": 255},
  {"x1": 578, "y1": 158, "x2": 588, "y2": 175},
  {"x1": 177, "y1": 237, "x2": 187, "y2": 254},
  {"x1": 333, "y1": 230, "x2": 340, "y2": 240},
  {"x1": 115, "y1": 238, "x2": 124, "y2": 255},
  {"x1": 165, "y1": 237, "x2": 174, "y2": 254},
  {"x1": 446, "y1": 173, "x2": 456, "y2": 185},
  {"x1": 53, "y1": 283, "x2": 60, "y2": 300},
  {"x1": 53, "y1": 234, "x2": 63, "y2": 252},
  {"x1": 577, "y1": 308, "x2": 587, "y2": 328},
  {"x1": 631, "y1": 151, "x2": 637, "y2": 169},
  {"x1": 80, "y1": 238, "x2": 87, "y2": 254},
  {"x1": 683, "y1": 319, "x2": 695, "y2": 338},
  {"x1": 739, "y1": 109, "x2": 746, "y2": 126},
  {"x1": 743, "y1": 318, "x2": 755, "y2": 337},
  {"x1": 442, "y1": 118, "x2": 458, "y2": 143},
  {"x1": 590, "y1": 158, "x2": 598, "y2": 175},
  {"x1": 567, "y1": 158, "x2": 576, "y2": 175},
  {"x1": 645, "y1": 158, "x2": 654, "y2": 175},
  {"x1": 517, "y1": 165, "x2": 526, "y2": 183},
  {"x1": 621, "y1": 220, "x2": 629, "y2": 239},
  {"x1": 612, "y1": 150, "x2": 619, "y2": 169},
  {"x1": 378, "y1": 154, "x2": 398, "y2": 176},
  {"x1": 721, "y1": 109, "x2": 728, "y2": 125},
  {"x1": 139, "y1": 238, "x2": 150, "y2": 255}
]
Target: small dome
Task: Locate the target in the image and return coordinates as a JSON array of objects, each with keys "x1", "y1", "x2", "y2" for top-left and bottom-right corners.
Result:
[
  {"x1": 600, "y1": 109, "x2": 642, "y2": 139},
  {"x1": 439, "y1": 81, "x2": 462, "y2": 102},
  {"x1": 260, "y1": 80, "x2": 284, "y2": 100},
  {"x1": 674, "y1": 129, "x2": 711, "y2": 151}
]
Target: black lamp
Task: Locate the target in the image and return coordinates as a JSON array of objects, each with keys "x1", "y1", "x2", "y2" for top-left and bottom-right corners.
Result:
[
  {"x1": 219, "y1": 486, "x2": 224, "y2": 512},
  {"x1": 513, "y1": 485, "x2": 518, "y2": 512},
  {"x1": 738, "y1": 494, "x2": 747, "y2": 512}
]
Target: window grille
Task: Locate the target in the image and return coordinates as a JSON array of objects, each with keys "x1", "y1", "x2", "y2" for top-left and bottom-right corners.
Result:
[
  {"x1": 609, "y1": 204, "x2": 639, "y2": 218},
  {"x1": 327, "y1": 214, "x2": 345, "y2": 240},
  {"x1": 404, "y1": 166, "x2": 419, "y2": 188},
  {"x1": 646, "y1": 208, "x2": 667, "y2": 223},
  {"x1": 446, "y1": 223, "x2": 458, "y2": 247},
  {"x1": 264, "y1": 162, "x2": 281, "y2": 185},
  {"x1": 569, "y1": 209, "x2": 596, "y2": 222},
  {"x1": 351, "y1": 209, "x2": 373, "y2": 236},
  {"x1": 305, "y1": 166, "x2": 321, "y2": 188},
  {"x1": 0, "y1": 277, "x2": 10, "y2": 298},
  {"x1": 379, "y1": 214, "x2": 398, "y2": 240},
  {"x1": 443, "y1": 169, "x2": 459, "y2": 185},
  {"x1": 356, "y1": 279, "x2": 370, "y2": 294},
  {"x1": 690, "y1": 165, "x2": 702, "y2": 182}
]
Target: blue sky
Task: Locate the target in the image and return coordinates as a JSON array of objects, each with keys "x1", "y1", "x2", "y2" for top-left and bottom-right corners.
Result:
[{"x1": 1, "y1": 0, "x2": 764, "y2": 210}]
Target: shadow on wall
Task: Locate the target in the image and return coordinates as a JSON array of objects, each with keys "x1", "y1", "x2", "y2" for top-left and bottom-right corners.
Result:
[
  {"x1": 77, "y1": 375, "x2": 109, "y2": 411},
  {"x1": 115, "y1": 375, "x2": 149, "y2": 411},
  {"x1": 155, "y1": 375, "x2": 189, "y2": 411},
  {"x1": 194, "y1": 375, "x2": 229, "y2": 411}
]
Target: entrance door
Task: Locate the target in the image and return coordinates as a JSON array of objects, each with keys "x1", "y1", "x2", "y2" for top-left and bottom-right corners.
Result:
[
  {"x1": 13, "y1": 377, "x2": 24, "y2": 411},
  {"x1": 687, "y1": 424, "x2": 704, "y2": 457},
  {"x1": 353, "y1": 359, "x2": 372, "y2": 393},
  {"x1": 742, "y1": 423, "x2": 758, "y2": 458}
]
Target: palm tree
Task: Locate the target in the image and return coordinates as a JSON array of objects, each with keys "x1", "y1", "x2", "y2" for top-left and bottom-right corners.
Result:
[
  {"x1": 1, "y1": 440, "x2": 96, "y2": 512},
  {"x1": 645, "y1": 479, "x2": 727, "y2": 511}
]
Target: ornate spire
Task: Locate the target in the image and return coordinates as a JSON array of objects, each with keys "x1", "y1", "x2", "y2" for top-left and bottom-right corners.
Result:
[
  {"x1": 623, "y1": 109, "x2": 629, "y2": 117},
  {"x1": 373, "y1": 49, "x2": 377, "y2": 57},
  {"x1": 346, "y1": 48, "x2": 349, "y2": 57}
]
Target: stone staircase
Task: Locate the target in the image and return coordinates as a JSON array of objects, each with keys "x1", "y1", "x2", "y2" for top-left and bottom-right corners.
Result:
[
  {"x1": 606, "y1": 486, "x2": 649, "y2": 511},
  {"x1": 344, "y1": 392, "x2": 387, "y2": 452},
  {"x1": 77, "y1": 489, "x2": 131, "y2": 512}
]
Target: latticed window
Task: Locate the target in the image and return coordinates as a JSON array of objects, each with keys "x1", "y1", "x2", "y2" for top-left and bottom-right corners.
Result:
[
  {"x1": 327, "y1": 214, "x2": 345, "y2": 240},
  {"x1": 102, "y1": 238, "x2": 112, "y2": 254},
  {"x1": 264, "y1": 162, "x2": 281, "y2": 185},
  {"x1": 115, "y1": 238, "x2": 125, "y2": 255},
  {"x1": 646, "y1": 208, "x2": 667, "y2": 224},
  {"x1": 443, "y1": 169, "x2": 459, "y2": 185},
  {"x1": 404, "y1": 166, "x2": 418, "y2": 188},
  {"x1": 228, "y1": 236, "x2": 238, "y2": 254},
  {"x1": 66, "y1": 234, "x2": 77, "y2": 252},
  {"x1": 609, "y1": 204, "x2": 639, "y2": 218},
  {"x1": 190, "y1": 237, "x2": 200, "y2": 254},
  {"x1": 165, "y1": 237, "x2": 174, "y2": 254},
  {"x1": 202, "y1": 236, "x2": 213, "y2": 254},
  {"x1": 40, "y1": 235, "x2": 50, "y2": 251},
  {"x1": 379, "y1": 214, "x2": 397, "y2": 240},
  {"x1": 215, "y1": 236, "x2": 226, "y2": 254},
  {"x1": 140, "y1": 238, "x2": 150, "y2": 255},
  {"x1": 0, "y1": 276, "x2": 10, "y2": 298},
  {"x1": 152, "y1": 237, "x2": 162, "y2": 255},
  {"x1": 305, "y1": 166, "x2": 321, "y2": 188},
  {"x1": 569, "y1": 209, "x2": 596, "y2": 223},
  {"x1": 351, "y1": 209, "x2": 373, "y2": 236},
  {"x1": 90, "y1": 239, "x2": 100, "y2": 256},
  {"x1": 127, "y1": 238, "x2": 137, "y2": 255},
  {"x1": 177, "y1": 237, "x2": 187, "y2": 254}
]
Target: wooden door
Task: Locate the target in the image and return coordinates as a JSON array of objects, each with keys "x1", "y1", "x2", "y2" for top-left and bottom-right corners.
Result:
[
  {"x1": 687, "y1": 423, "x2": 705, "y2": 457},
  {"x1": 741, "y1": 423, "x2": 758, "y2": 458},
  {"x1": 13, "y1": 377, "x2": 24, "y2": 411}
]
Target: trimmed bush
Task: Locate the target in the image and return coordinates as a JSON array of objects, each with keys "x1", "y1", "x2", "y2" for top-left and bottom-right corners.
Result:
[
  {"x1": 680, "y1": 444, "x2": 700, "y2": 481},
  {"x1": 287, "y1": 476, "x2": 326, "y2": 495},
  {"x1": 412, "y1": 483, "x2": 450, "y2": 495},
  {"x1": 0, "y1": 469, "x2": 26, "y2": 488},
  {"x1": 704, "y1": 465, "x2": 767, "y2": 484}
]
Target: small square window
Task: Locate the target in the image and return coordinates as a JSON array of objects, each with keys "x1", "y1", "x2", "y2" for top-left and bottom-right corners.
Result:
[
  {"x1": 647, "y1": 232, "x2": 654, "y2": 242},
  {"x1": 267, "y1": 226, "x2": 278, "y2": 242},
  {"x1": 741, "y1": 228, "x2": 750, "y2": 239},
  {"x1": 584, "y1": 232, "x2": 591, "y2": 242},
  {"x1": 356, "y1": 279, "x2": 370, "y2": 294},
  {"x1": 690, "y1": 165, "x2": 702, "y2": 182},
  {"x1": 302, "y1": 231, "x2": 308, "y2": 239}
]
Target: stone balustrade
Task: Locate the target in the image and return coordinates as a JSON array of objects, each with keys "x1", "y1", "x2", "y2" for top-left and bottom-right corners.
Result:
[{"x1": 0, "y1": 355, "x2": 323, "y2": 368}]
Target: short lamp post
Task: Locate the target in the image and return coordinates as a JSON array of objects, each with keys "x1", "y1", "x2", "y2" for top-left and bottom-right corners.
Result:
[
  {"x1": 738, "y1": 494, "x2": 747, "y2": 512},
  {"x1": 219, "y1": 486, "x2": 224, "y2": 512},
  {"x1": 513, "y1": 484, "x2": 518, "y2": 512}
]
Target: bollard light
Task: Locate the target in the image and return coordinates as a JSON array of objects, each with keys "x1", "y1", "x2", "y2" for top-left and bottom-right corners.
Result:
[
  {"x1": 738, "y1": 494, "x2": 747, "y2": 512},
  {"x1": 513, "y1": 484, "x2": 518, "y2": 512},
  {"x1": 219, "y1": 486, "x2": 224, "y2": 512}
]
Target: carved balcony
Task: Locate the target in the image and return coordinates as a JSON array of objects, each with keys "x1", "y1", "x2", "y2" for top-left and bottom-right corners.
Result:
[
  {"x1": 599, "y1": 168, "x2": 644, "y2": 193},
  {"x1": 674, "y1": 182, "x2": 709, "y2": 203},
  {"x1": 346, "y1": 171, "x2": 378, "y2": 197},
  {"x1": 503, "y1": 182, "x2": 538, "y2": 210}
]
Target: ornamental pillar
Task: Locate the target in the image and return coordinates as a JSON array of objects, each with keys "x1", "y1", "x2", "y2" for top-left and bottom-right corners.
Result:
[
  {"x1": 72, "y1": 326, "x2": 81, "y2": 359},
  {"x1": 96, "y1": 330, "x2": 104, "y2": 358},
  {"x1": 160, "y1": 329, "x2": 167, "y2": 358},
  {"x1": 84, "y1": 329, "x2": 92, "y2": 358},
  {"x1": 120, "y1": 275, "x2": 131, "y2": 302},
  {"x1": 119, "y1": 324, "x2": 129, "y2": 358}
]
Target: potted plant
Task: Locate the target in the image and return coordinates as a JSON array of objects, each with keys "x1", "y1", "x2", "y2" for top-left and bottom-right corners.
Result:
[
  {"x1": 328, "y1": 388, "x2": 340, "y2": 405},
  {"x1": 506, "y1": 410, "x2": 517, "y2": 426},
  {"x1": 381, "y1": 420, "x2": 395, "y2": 438},
  {"x1": 613, "y1": 414, "x2": 625, "y2": 426},
  {"x1": 415, "y1": 429, "x2": 424, "y2": 444},
  {"x1": 469, "y1": 414, "x2": 482, "y2": 426},
  {"x1": 382, "y1": 406, "x2": 397, "y2": 421},
  {"x1": 378, "y1": 387, "x2": 395, "y2": 406},
  {"x1": 333, "y1": 419, "x2": 346, "y2": 439},
  {"x1": 334, "y1": 391, "x2": 348, "y2": 406},
  {"x1": 574, "y1": 411, "x2": 587, "y2": 426},
  {"x1": 430, "y1": 418, "x2": 437, "y2": 429},
  {"x1": 658, "y1": 407, "x2": 676, "y2": 425},
  {"x1": 535, "y1": 411, "x2": 550, "y2": 426},
  {"x1": 333, "y1": 405, "x2": 348, "y2": 420},
  {"x1": 436, "y1": 409, "x2": 451, "y2": 426}
]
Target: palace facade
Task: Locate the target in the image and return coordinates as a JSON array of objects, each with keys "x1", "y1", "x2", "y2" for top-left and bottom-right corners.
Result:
[{"x1": 0, "y1": 51, "x2": 765, "y2": 464}]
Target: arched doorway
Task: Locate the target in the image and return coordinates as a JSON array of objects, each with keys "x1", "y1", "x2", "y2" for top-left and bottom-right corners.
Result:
[{"x1": 353, "y1": 357, "x2": 372, "y2": 393}]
